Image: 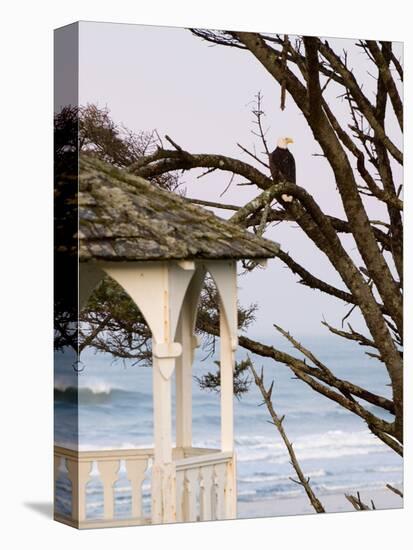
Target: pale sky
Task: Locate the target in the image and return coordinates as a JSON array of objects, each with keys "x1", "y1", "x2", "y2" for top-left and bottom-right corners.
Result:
[{"x1": 77, "y1": 21, "x2": 402, "y2": 342}]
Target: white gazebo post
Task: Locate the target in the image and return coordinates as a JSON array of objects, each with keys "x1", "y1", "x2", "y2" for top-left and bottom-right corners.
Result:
[
  {"x1": 175, "y1": 302, "x2": 193, "y2": 452},
  {"x1": 207, "y1": 260, "x2": 238, "y2": 519},
  {"x1": 151, "y1": 346, "x2": 180, "y2": 524},
  {"x1": 175, "y1": 264, "x2": 205, "y2": 453}
]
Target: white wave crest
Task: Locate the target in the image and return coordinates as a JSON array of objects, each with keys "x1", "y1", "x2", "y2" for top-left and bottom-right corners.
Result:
[
  {"x1": 55, "y1": 378, "x2": 123, "y2": 394},
  {"x1": 235, "y1": 430, "x2": 387, "y2": 464},
  {"x1": 239, "y1": 469, "x2": 326, "y2": 484}
]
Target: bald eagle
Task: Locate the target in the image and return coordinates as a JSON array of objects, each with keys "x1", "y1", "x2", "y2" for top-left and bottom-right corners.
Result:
[{"x1": 269, "y1": 137, "x2": 295, "y2": 202}]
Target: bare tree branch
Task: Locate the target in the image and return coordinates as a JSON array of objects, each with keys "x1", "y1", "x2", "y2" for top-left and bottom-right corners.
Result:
[
  {"x1": 318, "y1": 39, "x2": 403, "y2": 164},
  {"x1": 345, "y1": 492, "x2": 374, "y2": 511},
  {"x1": 249, "y1": 359, "x2": 325, "y2": 513},
  {"x1": 386, "y1": 484, "x2": 403, "y2": 498},
  {"x1": 365, "y1": 40, "x2": 403, "y2": 130}
]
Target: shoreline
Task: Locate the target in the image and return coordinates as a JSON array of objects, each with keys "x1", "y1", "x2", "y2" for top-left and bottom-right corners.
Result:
[{"x1": 237, "y1": 486, "x2": 403, "y2": 519}]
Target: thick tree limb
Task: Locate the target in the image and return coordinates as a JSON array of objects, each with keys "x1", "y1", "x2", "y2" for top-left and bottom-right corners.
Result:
[
  {"x1": 390, "y1": 50, "x2": 403, "y2": 81},
  {"x1": 368, "y1": 424, "x2": 403, "y2": 455},
  {"x1": 246, "y1": 207, "x2": 394, "y2": 251},
  {"x1": 365, "y1": 41, "x2": 403, "y2": 130},
  {"x1": 275, "y1": 248, "x2": 362, "y2": 307},
  {"x1": 229, "y1": 184, "x2": 280, "y2": 224},
  {"x1": 372, "y1": 42, "x2": 404, "y2": 286},
  {"x1": 303, "y1": 37, "x2": 323, "y2": 122},
  {"x1": 130, "y1": 148, "x2": 275, "y2": 189}
]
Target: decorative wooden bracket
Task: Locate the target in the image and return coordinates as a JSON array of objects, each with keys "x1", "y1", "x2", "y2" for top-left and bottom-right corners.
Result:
[{"x1": 153, "y1": 342, "x2": 182, "y2": 380}]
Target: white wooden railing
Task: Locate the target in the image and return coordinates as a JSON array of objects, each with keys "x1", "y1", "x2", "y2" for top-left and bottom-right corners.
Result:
[
  {"x1": 54, "y1": 445, "x2": 235, "y2": 528},
  {"x1": 176, "y1": 451, "x2": 236, "y2": 522},
  {"x1": 54, "y1": 446, "x2": 153, "y2": 528}
]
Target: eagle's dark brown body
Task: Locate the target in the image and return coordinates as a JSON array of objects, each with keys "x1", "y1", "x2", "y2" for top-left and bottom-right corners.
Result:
[{"x1": 269, "y1": 146, "x2": 296, "y2": 184}]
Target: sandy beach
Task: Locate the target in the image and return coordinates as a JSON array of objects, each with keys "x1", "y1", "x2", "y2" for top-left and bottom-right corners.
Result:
[{"x1": 238, "y1": 486, "x2": 403, "y2": 519}]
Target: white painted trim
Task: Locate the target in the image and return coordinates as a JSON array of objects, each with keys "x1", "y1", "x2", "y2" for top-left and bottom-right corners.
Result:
[
  {"x1": 175, "y1": 451, "x2": 233, "y2": 470},
  {"x1": 205, "y1": 260, "x2": 238, "y2": 342},
  {"x1": 177, "y1": 260, "x2": 195, "y2": 271}
]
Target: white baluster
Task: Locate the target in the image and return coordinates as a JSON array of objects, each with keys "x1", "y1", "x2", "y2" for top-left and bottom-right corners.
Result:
[
  {"x1": 199, "y1": 465, "x2": 213, "y2": 521},
  {"x1": 213, "y1": 463, "x2": 227, "y2": 520},
  {"x1": 98, "y1": 460, "x2": 120, "y2": 520},
  {"x1": 183, "y1": 468, "x2": 199, "y2": 522},
  {"x1": 125, "y1": 457, "x2": 148, "y2": 519}
]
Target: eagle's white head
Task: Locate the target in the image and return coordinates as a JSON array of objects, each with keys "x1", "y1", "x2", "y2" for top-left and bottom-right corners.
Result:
[{"x1": 277, "y1": 137, "x2": 294, "y2": 149}]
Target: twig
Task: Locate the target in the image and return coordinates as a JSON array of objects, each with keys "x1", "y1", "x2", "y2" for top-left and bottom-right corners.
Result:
[
  {"x1": 185, "y1": 197, "x2": 239, "y2": 211},
  {"x1": 274, "y1": 324, "x2": 330, "y2": 374},
  {"x1": 237, "y1": 142, "x2": 269, "y2": 169},
  {"x1": 165, "y1": 134, "x2": 183, "y2": 151},
  {"x1": 154, "y1": 129, "x2": 164, "y2": 148},
  {"x1": 341, "y1": 303, "x2": 357, "y2": 326},
  {"x1": 320, "y1": 74, "x2": 333, "y2": 94},
  {"x1": 220, "y1": 172, "x2": 236, "y2": 196},
  {"x1": 252, "y1": 92, "x2": 271, "y2": 157},
  {"x1": 321, "y1": 320, "x2": 377, "y2": 350},
  {"x1": 197, "y1": 167, "x2": 217, "y2": 179}
]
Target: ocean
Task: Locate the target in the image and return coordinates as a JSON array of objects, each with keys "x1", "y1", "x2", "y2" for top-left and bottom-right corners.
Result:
[{"x1": 54, "y1": 335, "x2": 403, "y2": 518}]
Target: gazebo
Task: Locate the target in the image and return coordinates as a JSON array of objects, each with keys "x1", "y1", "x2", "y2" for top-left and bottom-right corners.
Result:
[{"x1": 54, "y1": 156, "x2": 279, "y2": 528}]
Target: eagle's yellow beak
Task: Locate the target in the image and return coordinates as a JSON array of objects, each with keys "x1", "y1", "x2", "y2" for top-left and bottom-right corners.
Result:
[{"x1": 286, "y1": 137, "x2": 294, "y2": 144}]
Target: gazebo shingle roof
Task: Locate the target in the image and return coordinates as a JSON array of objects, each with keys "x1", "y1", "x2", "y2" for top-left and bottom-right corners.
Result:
[{"x1": 79, "y1": 156, "x2": 280, "y2": 262}]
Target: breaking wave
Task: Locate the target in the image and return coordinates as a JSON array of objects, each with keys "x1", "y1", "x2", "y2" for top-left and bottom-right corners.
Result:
[
  {"x1": 239, "y1": 469, "x2": 327, "y2": 484},
  {"x1": 54, "y1": 380, "x2": 150, "y2": 404},
  {"x1": 233, "y1": 430, "x2": 386, "y2": 464}
]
